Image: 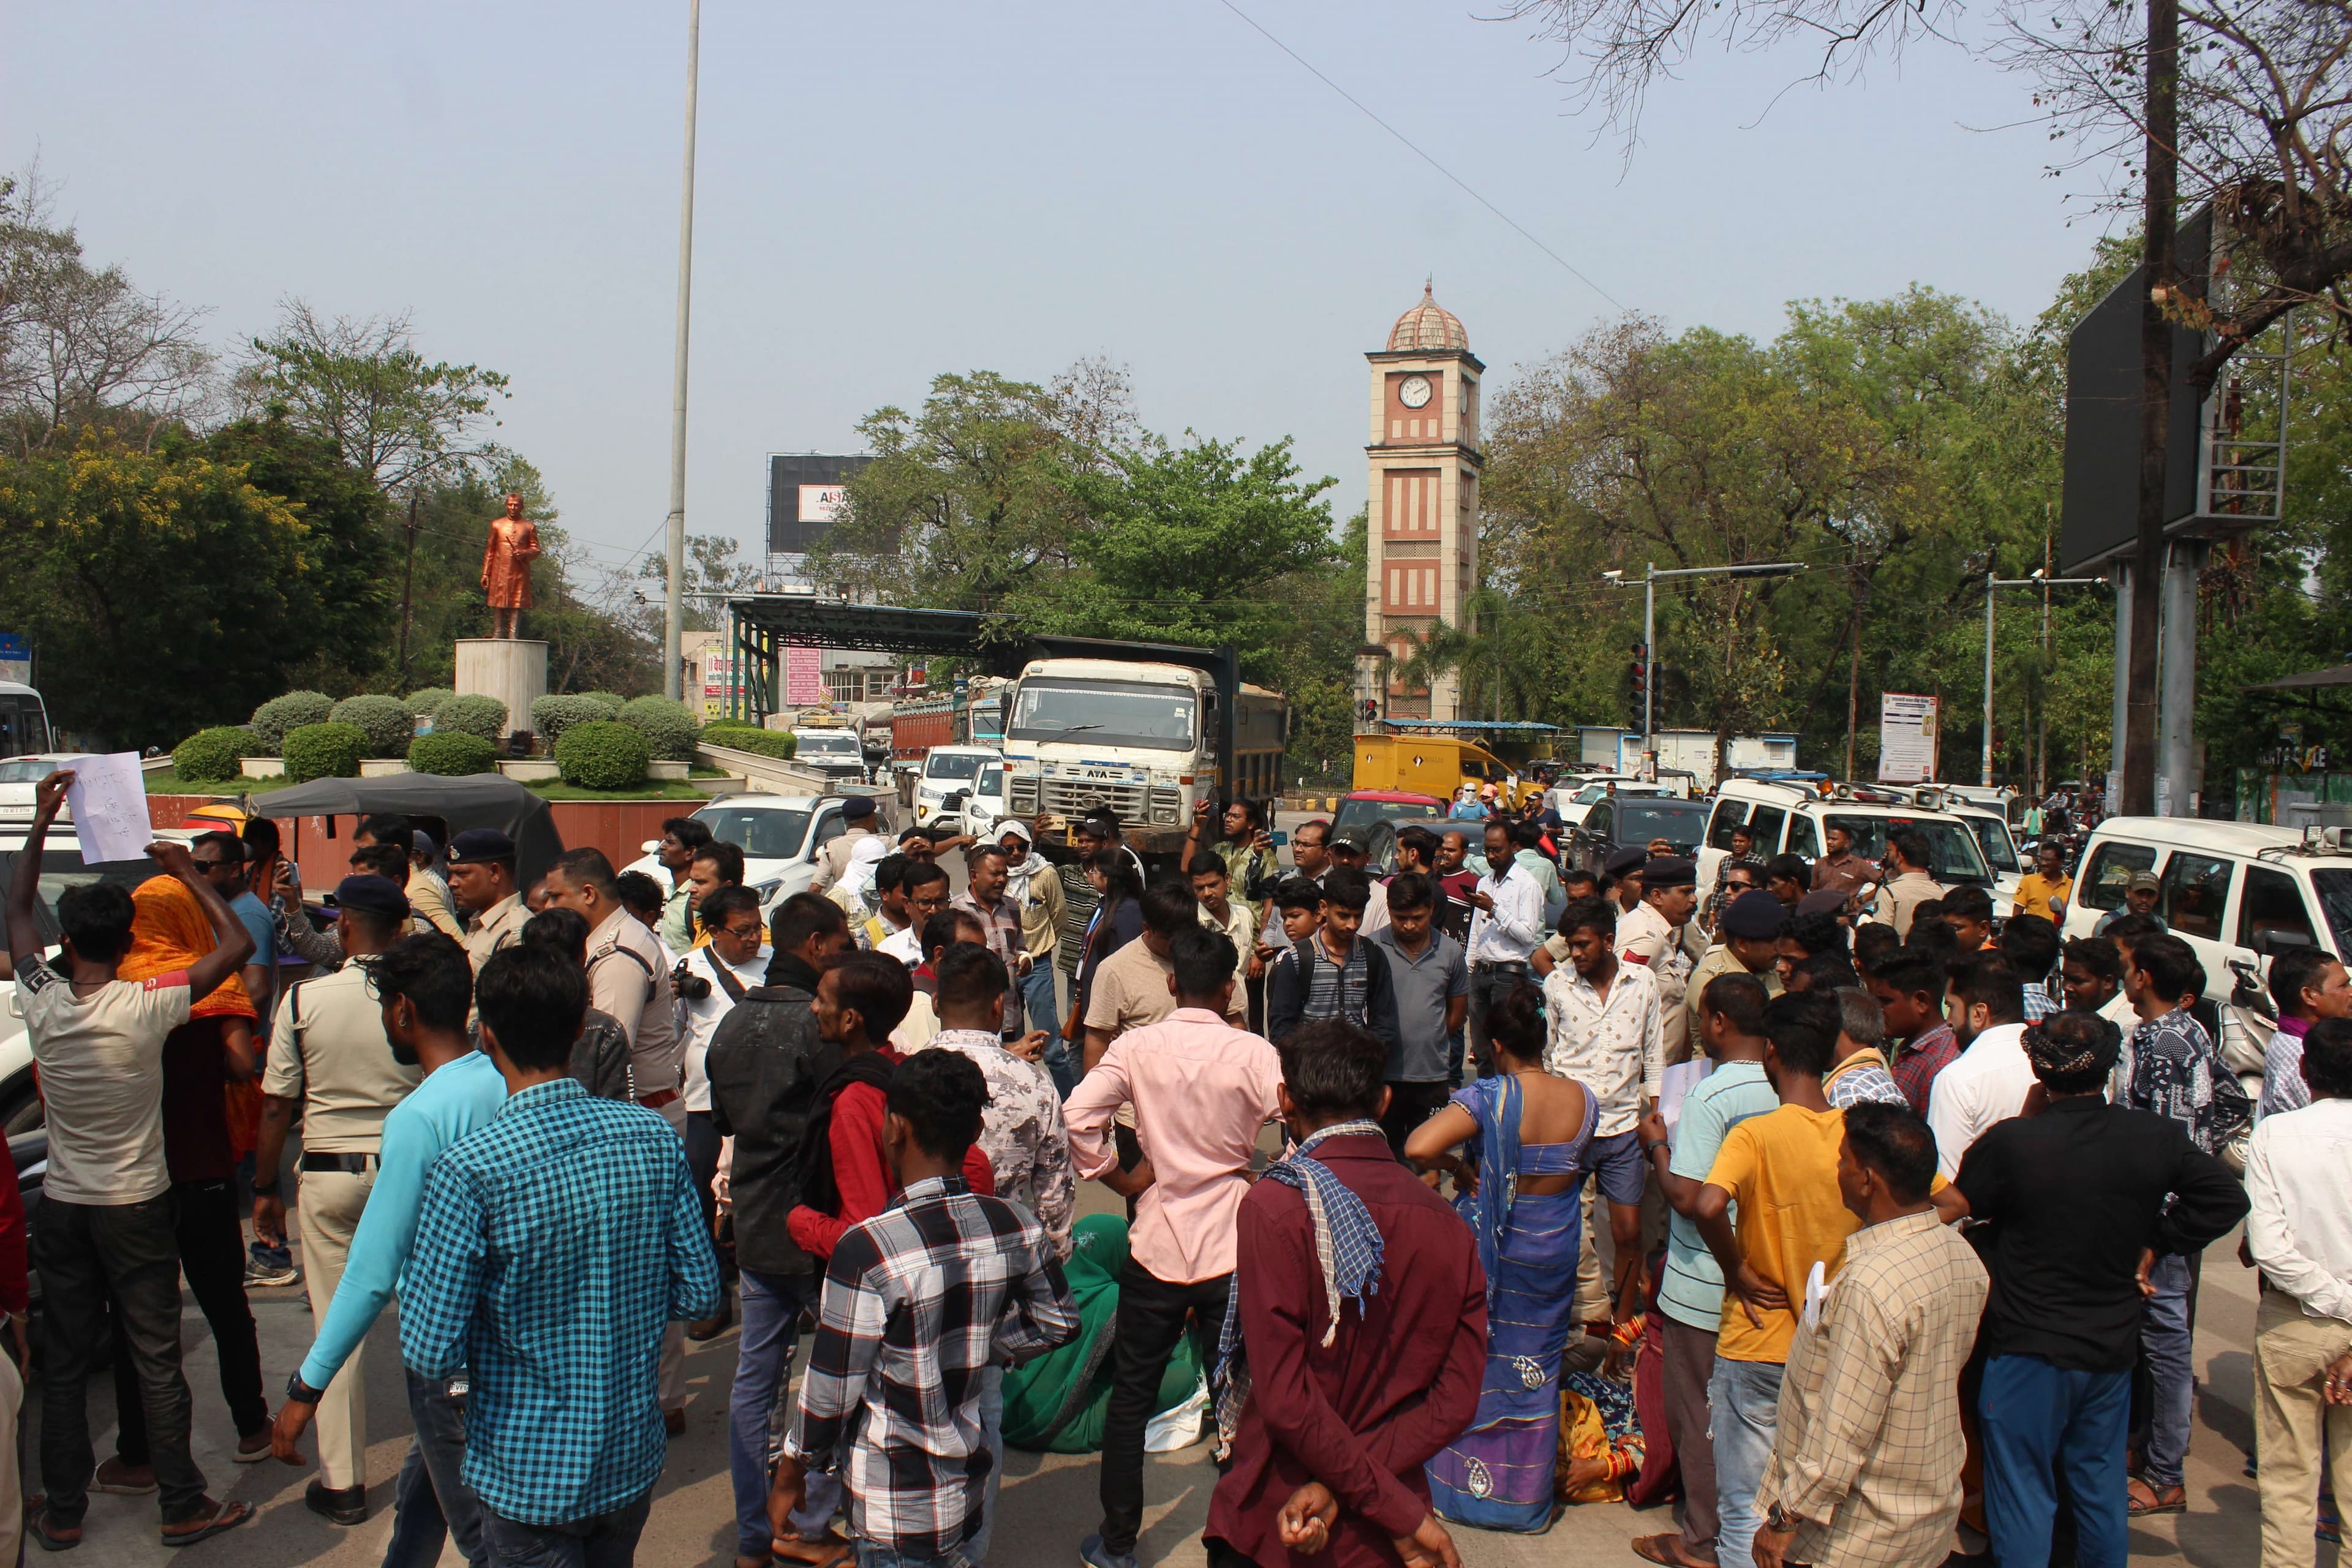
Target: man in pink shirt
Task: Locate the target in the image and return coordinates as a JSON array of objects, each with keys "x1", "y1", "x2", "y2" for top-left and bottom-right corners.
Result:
[{"x1": 1065, "y1": 924, "x2": 1283, "y2": 1568}]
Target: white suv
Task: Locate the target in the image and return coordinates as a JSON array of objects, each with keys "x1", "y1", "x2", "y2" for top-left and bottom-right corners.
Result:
[
  {"x1": 1695, "y1": 778, "x2": 1996, "y2": 899},
  {"x1": 621, "y1": 794, "x2": 862, "y2": 921}
]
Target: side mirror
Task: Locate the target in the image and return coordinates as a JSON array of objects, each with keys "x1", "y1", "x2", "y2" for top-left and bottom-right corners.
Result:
[
  {"x1": 640, "y1": 840, "x2": 661, "y2": 855},
  {"x1": 2252, "y1": 928, "x2": 2315, "y2": 957}
]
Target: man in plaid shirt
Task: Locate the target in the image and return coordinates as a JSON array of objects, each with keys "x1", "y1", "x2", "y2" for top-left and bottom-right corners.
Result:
[
  {"x1": 774, "y1": 1050, "x2": 1077, "y2": 1567},
  {"x1": 400, "y1": 944, "x2": 721, "y2": 1565}
]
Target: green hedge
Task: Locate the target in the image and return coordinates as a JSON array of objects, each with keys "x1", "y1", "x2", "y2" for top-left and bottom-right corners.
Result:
[
  {"x1": 555, "y1": 720, "x2": 651, "y2": 790},
  {"x1": 619, "y1": 695, "x2": 701, "y2": 762},
  {"x1": 434, "y1": 693, "x2": 508, "y2": 741},
  {"x1": 402, "y1": 687, "x2": 456, "y2": 718},
  {"x1": 251, "y1": 691, "x2": 333, "y2": 752},
  {"x1": 703, "y1": 721, "x2": 797, "y2": 760},
  {"x1": 408, "y1": 733, "x2": 500, "y2": 777},
  {"x1": 330, "y1": 694, "x2": 415, "y2": 758},
  {"x1": 171, "y1": 727, "x2": 252, "y2": 785},
  {"x1": 580, "y1": 691, "x2": 625, "y2": 717},
  {"x1": 529, "y1": 694, "x2": 617, "y2": 748},
  {"x1": 283, "y1": 722, "x2": 368, "y2": 782}
]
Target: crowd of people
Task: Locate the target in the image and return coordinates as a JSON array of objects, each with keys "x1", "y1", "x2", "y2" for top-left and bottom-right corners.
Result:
[{"x1": 2, "y1": 767, "x2": 2348, "y2": 1568}]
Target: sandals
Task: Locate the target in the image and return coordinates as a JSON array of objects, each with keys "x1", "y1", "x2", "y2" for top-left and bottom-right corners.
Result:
[
  {"x1": 1630, "y1": 1535, "x2": 1716, "y2": 1568},
  {"x1": 2127, "y1": 1477, "x2": 2187, "y2": 1516},
  {"x1": 161, "y1": 1498, "x2": 253, "y2": 1548},
  {"x1": 28, "y1": 1506, "x2": 81, "y2": 1553}
]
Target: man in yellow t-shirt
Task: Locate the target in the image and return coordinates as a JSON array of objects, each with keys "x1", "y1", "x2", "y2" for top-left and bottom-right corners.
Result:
[
  {"x1": 1691, "y1": 990, "x2": 1954, "y2": 1568},
  {"x1": 2009, "y1": 841, "x2": 2075, "y2": 924}
]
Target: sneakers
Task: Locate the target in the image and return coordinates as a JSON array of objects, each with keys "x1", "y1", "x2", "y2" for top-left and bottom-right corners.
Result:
[
  {"x1": 246, "y1": 1242, "x2": 299, "y2": 1288},
  {"x1": 1079, "y1": 1534, "x2": 1137, "y2": 1568}
]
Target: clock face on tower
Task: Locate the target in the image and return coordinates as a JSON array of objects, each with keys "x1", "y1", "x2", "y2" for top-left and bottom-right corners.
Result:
[{"x1": 1398, "y1": 375, "x2": 1433, "y2": 409}]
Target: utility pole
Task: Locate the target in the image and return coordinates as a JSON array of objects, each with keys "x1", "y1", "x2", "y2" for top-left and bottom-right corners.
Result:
[
  {"x1": 397, "y1": 489, "x2": 420, "y2": 685},
  {"x1": 1985, "y1": 569, "x2": 2104, "y2": 788},
  {"x1": 662, "y1": 0, "x2": 701, "y2": 701},
  {"x1": 1606, "y1": 560, "x2": 1807, "y2": 777}
]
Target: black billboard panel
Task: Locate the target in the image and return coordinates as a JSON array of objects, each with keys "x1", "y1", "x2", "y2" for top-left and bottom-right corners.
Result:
[{"x1": 766, "y1": 453, "x2": 872, "y2": 555}]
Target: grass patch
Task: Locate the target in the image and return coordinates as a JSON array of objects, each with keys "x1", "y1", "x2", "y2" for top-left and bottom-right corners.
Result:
[
  {"x1": 521, "y1": 778, "x2": 715, "y2": 801},
  {"x1": 143, "y1": 769, "x2": 304, "y2": 796}
]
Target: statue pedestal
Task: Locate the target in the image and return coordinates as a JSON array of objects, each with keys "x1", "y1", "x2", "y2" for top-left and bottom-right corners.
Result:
[{"x1": 454, "y1": 639, "x2": 547, "y2": 737}]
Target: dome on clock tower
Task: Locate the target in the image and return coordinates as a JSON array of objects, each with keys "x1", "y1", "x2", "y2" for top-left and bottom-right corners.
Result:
[{"x1": 1387, "y1": 282, "x2": 1468, "y2": 353}]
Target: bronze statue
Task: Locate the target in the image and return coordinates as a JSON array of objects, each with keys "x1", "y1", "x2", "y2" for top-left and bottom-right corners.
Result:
[{"x1": 480, "y1": 493, "x2": 541, "y2": 639}]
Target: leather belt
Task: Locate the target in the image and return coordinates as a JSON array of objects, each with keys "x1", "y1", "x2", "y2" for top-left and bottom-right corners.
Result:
[
  {"x1": 1471, "y1": 959, "x2": 1529, "y2": 973},
  {"x1": 300, "y1": 1152, "x2": 378, "y2": 1174},
  {"x1": 638, "y1": 1088, "x2": 682, "y2": 1110}
]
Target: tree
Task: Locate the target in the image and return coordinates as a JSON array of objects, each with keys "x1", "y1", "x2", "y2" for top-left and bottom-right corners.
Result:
[{"x1": 638, "y1": 533, "x2": 761, "y2": 631}]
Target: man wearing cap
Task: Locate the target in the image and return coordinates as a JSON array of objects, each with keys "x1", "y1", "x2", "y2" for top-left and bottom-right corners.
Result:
[
  {"x1": 810, "y1": 795, "x2": 883, "y2": 895},
  {"x1": 1602, "y1": 845, "x2": 1648, "y2": 918},
  {"x1": 447, "y1": 829, "x2": 529, "y2": 972},
  {"x1": 1326, "y1": 830, "x2": 1390, "y2": 935},
  {"x1": 1809, "y1": 823, "x2": 1873, "y2": 900},
  {"x1": 1685, "y1": 890, "x2": 1788, "y2": 1046},
  {"x1": 1621, "y1": 857, "x2": 1701, "y2": 1063},
  {"x1": 2094, "y1": 870, "x2": 2166, "y2": 936},
  {"x1": 252, "y1": 875, "x2": 422, "y2": 1526}
]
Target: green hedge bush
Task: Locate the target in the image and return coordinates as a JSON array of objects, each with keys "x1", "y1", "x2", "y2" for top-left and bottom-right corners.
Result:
[
  {"x1": 171, "y1": 727, "x2": 252, "y2": 785},
  {"x1": 284, "y1": 722, "x2": 368, "y2": 782},
  {"x1": 330, "y1": 694, "x2": 415, "y2": 758},
  {"x1": 402, "y1": 687, "x2": 456, "y2": 718},
  {"x1": 529, "y1": 694, "x2": 617, "y2": 748},
  {"x1": 408, "y1": 733, "x2": 500, "y2": 776},
  {"x1": 251, "y1": 691, "x2": 333, "y2": 752},
  {"x1": 580, "y1": 691, "x2": 625, "y2": 717},
  {"x1": 702, "y1": 721, "x2": 796, "y2": 760},
  {"x1": 619, "y1": 695, "x2": 701, "y2": 762},
  {"x1": 433, "y1": 693, "x2": 508, "y2": 741},
  {"x1": 555, "y1": 720, "x2": 651, "y2": 790}
]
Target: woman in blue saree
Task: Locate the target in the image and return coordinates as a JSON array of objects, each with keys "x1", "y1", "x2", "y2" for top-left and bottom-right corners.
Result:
[{"x1": 1407, "y1": 981, "x2": 1597, "y2": 1532}]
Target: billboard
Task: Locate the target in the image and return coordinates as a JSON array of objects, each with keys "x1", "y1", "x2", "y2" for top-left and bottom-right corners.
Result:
[
  {"x1": 784, "y1": 643, "x2": 826, "y2": 706},
  {"x1": 1878, "y1": 694, "x2": 1940, "y2": 784},
  {"x1": 766, "y1": 454, "x2": 872, "y2": 555}
]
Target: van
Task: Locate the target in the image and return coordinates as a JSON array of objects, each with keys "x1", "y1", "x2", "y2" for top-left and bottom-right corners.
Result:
[
  {"x1": 1694, "y1": 777, "x2": 1995, "y2": 901},
  {"x1": 1353, "y1": 734, "x2": 1531, "y2": 808}
]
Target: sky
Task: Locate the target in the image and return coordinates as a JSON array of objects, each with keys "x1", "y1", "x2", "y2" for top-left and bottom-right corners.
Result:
[{"x1": 4, "y1": 1, "x2": 2123, "y2": 582}]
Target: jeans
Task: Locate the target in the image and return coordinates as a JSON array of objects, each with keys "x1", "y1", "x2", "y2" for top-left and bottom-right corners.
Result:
[
  {"x1": 1100, "y1": 1262, "x2": 1231, "y2": 1556},
  {"x1": 111, "y1": 1177, "x2": 267, "y2": 1461},
  {"x1": 1979, "y1": 1354, "x2": 2131, "y2": 1568},
  {"x1": 684, "y1": 1110, "x2": 726, "y2": 1273},
  {"x1": 1022, "y1": 965, "x2": 1075, "y2": 1098},
  {"x1": 383, "y1": 1366, "x2": 488, "y2": 1568},
  {"x1": 1464, "y1": 963, "x2": 1527, "y2": 1079},
  {"x1": 480, "y1": 1489, "x2": 652, "y2": 1568},
  {"x1": 2140, "y1": 1251, "x2": 2195, "y2": 1489},
  {"x1": 970, "y1": 1365, "x2": 1005, "y2": 1564},
  {"x1": 733, "y1": 1268, "x2": 838, "y2": 1558},
  {"x1": 36, "y1": 1191, "x2": 208, "y2": 1525},
  {"x1": 1706, "y1": 1355, "x2": 1784, "y2": 1568},
  {"x1": 854, "y1": 1543, "x2": 970, "y2": 1568}
]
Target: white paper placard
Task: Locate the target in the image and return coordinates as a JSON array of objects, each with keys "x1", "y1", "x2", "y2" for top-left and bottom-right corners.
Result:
[{"x1": 61, "y1": 752, "x2": 152, "y2": 864}]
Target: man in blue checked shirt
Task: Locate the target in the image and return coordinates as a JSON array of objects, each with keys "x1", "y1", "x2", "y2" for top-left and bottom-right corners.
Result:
[{"x1": 400, "y1": 943, "x2": 721, "y2": 1566}]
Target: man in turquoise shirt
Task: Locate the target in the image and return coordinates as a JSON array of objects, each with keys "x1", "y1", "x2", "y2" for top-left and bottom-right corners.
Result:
[
  {"x1": 1632, "y1": 970, "x2": 1781, "y2": 1568},
  {"x1": 270, "y1": 932, "x2": 507, "y2": 1568}
]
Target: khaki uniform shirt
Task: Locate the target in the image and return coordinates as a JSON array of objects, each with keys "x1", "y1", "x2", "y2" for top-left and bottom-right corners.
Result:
[
  {"x1": 811, "y1": 826, "x2": 883, "y2": 894},
  {"x1": 586, "y1": 907, "x2": 684, "y2": 1100},
  {"x1": 462, "y1": 892, "x2": 529, "y2": 973},
  {"x1": 406, "y1": 869, "x2": 466, "y2": 941},
  {"x1": 1684, "y1": 941, "x2": 1782, "y2": 1049},
  {"x1": 1879, "y1": 872, "x2": 1947, "y2": 940},
  {"x1": 1618, "y1": 900, "x2": 1697, "y2": 1065},
  {"x1": 263, "y1": 964, "x2": 422, "y2": 1152}
]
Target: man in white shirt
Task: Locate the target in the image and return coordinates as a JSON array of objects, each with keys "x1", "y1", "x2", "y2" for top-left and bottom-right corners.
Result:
[
  {"x1": 1463, "y1": 818, "x2": 1544, "y2": 1079},
  {"x1": 1926, "y1": 952, "x2": 2037, "y2": 1177},
  {"x1": 1544, "y1": 895, "x2": 1662, "y2": 1324},
  {"x1": 2242, "y1": 1015, "x2": 2352, "y2": 1562},
  {"x1": 678, "y1": 885, "x2": 769, "y2": 1341},
  {"x1": 878, "y1": 861, "x2": 952, "y2": 970},
  {"x1": 1325, "y1": 831, "x2": 1389, "y2": 935}
]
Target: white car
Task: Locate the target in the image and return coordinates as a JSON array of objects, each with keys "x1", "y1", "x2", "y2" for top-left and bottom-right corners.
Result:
[
  {"x1": 913, "y1": 745, "x2": 1004, "y2": 835},
  {"x1": 622, "y1": 793, "x2": 863, "y2": 921},
  {"x1": 1694, "y1": 777, "x2": 1996, "y2": 903}
]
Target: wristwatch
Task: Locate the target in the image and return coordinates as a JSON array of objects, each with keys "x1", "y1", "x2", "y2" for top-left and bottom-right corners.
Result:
[
  {"x1": 286, "y1": 1370, "x2": 326, "y2": 1406},
  {"x1": 1642, "y1": 1138, "x2": 1670, "y2": 1159}
]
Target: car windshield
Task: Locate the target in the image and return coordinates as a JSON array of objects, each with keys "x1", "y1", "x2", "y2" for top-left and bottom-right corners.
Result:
[
  {"x1": 0, "y1": 848, "x2": 156, "y2": 950},
  {"x1": 1621, "y1": 801, "x2": 1711, "y2": 851},
  {"x1": 1336, "y1": 798, "x2": 1439, "y2": 831},
  {"x1": 1823, "y1": 813, "x2": 1992, "y2": 885},
  {"x1": 2309, "y1": 870, "x2": 2352, "y2": 959},
  {"x1": 693, "y1": 806, "x2": 813, "y2": 861},
  {"x1": 925, "y1": 753, "x2": 985, "y2": 782},
  {"x1": 1009, "y1": 679, "x2": 1197, "y2": 751},
  {"x1": 796, "y1": 733, "x2": 858, "y2": 754},
  {"x1": 1963, "y1": 813, "x2": 2022, "y2": 875}
]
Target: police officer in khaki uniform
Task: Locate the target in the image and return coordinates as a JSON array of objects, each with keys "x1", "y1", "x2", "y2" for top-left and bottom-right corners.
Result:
[
  {"x1": 250, "y1": 876, "x2": 421, "y2": 1526},
  {"x1": 447, "y1": 829, "x2": 528, "y2": 972},
  {"x1": 809, "y1": 794, "x2": 884, "y2": 894},
  {"x1": 1618, "y1": 856, "x2": 1700, "y2": 1065}
]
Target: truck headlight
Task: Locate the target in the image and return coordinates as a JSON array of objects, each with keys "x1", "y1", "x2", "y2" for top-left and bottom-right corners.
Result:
[{"x1": 1150, "y1": 786, "x2": 1181, "y2": 825}]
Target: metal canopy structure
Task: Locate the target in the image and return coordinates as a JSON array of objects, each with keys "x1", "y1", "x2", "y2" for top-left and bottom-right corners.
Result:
[
  {"x1": 720, "y1": 597, "x2": 1245, "y2": 784},
  {"x1": 1381, "y1": 719, "x2": 1560, "y2": 732},
  {"x1": 2247, "y1": 664, "x2": 2352, "y2": 692}
]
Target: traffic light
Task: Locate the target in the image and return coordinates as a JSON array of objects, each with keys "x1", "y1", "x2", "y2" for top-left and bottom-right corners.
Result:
[
  {"x1": 1360, "y1": 698, "x2": 1379, "y2": 722},
  {"x1": 1629, "y1": 641, "x2": 1648, "y2": 704}
]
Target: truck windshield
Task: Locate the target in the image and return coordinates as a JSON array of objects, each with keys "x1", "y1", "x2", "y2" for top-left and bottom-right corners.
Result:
[
  {"x1": 0, "y1": 695, "x2": 48, "y2": 760},
  {"x1": 795, "y1": 733, "x2": 858, "y2": 754},
  {"x1": 1823, "y1": 813, "x2": 1992, "y2": 885},
  {"x1": 1009, "y1": 680, "x2": 1197, "y2": 751}
]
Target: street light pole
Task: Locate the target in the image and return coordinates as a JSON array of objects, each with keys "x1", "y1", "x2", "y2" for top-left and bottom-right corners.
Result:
[
  {"x1": 1984, "y1": 570, "x2": 2104, "y2": 788},
  {"x1": 662, "y1": 0, "x2": 701, "y2": 702},
  {"x1": 1607, "y1": 560, "x2": 1807, "y2": 775}
]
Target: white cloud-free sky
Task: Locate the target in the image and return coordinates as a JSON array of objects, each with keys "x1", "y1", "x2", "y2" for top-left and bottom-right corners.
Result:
[{"x1": 5, "y1": 1, "x2": 2119, "y2": 576}]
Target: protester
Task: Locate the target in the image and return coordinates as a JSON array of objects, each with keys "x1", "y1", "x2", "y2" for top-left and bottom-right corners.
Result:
[
  {"x1": 1190, "y1": 853, "x2": 1257, "y2": 995},
  {"x1": 1923, "y1": 952, "x2": 2035, "y2": 1178},
  {"x1": 1999, "y1": 911, "x2": 2063, "y2": 1020},
  {"x1": 1065, "y1": 925, "x2": 1281, "y2": 1568},
  {"x1": 1543, "y1": 895, "x2": 1661, "y2": 1323},
  {"x1": 1634, "y1": 972, "x2": 1780, "y2": 1568},
  {"x1": 0, "y1": 1151, "x2": 24, "y2": 1565},
  {"x1": 1687, "y1": 889, "x2": 1787, "y2": 1027},
  {"x1": 2242, "y1": 1015, "x2": 2352, "y2": 1564},
  {"x1": 1851, "y1": 921, "x2": 1901, "y2": 979},
  {"x1": 1876, "y1": 830, "x2": 1945, "y2": 940},
  {"x1": 8, "y1": 772, "x2": 255, "y2": 1548},
  {"x1": 1954, "y1": 1011, "x2": 2247, "y2": 1566},
  {"x1": 1326, "y1": 830, "x2": 1392, "y2": 934},
  {"x1": 774, "y1": 1050, "x2": 1077, "y2": 1567},
  {"x1": 446, "y1": 828, "x2": 529, "y2": 971},
  {"x1": 616, "y1": 870, "x2": 671, "y2": 950},
  {"x1": 401, "y1": 943, "x2": 722, "y2": 1567},
  {"x1": 677, "y1": 884, "x2": 769, "y2": 1342},
  {"x1": 1823, "y1": 987, "x2": 1909, "y2": 1109},
  {"x1": 1406, "y1": 983, "x2": 1596, "y2": 1531},
  {"x1": 2093, "y1": 870, "x2": 2165, "y2": 935},
  {"x1": 2059, "y1": 933, "x2": 2141, "y2": 1039},
  {"x1": 1289, "y1": 818, "x2": 1335, "y2": 886},
  {"x1": 1066, "y1": 845, "x2": 1144, "y2": 1042},
  {"x1": 517, "y1": 907, "x2": 637, "y2": 1102},
  {"x1": 2011, "y1": 840, "x2": 2074, "y2": 924},
  {"x1": 2261, "y1": 944, "x2": 2352, "y2": 1118},
  {"x1": 952, "y1": 843, "x2": 1030, "y2": 1042},
  {"x1": 809, "y1": 794, "x2": 883, "y2": 895},
  {"x1": 924, "y1": 942, "x2": 1074, "y2": 1251},
  {"x1": 1751, "y1": 1104, "x2": 1988, "y2": 1568},
  {"x1": 653, "y1": 815, "x2": 715, "y2": 949},
  {"x1": 1202, "y1": 1020, "x2": 1487, "y2": 1568},
  {"x1": 1463, "y1": 818, "x2": 1544, "y2": 1078},
  {"x1": 1809, "y1": 824, "x2": 1872, "y2": 900},
  {"x1": 677, "y1": 841, "x2": 752, "y2": 944},
  {"x1": 1184, "y1": 797, "x2": 1280, "y2": 906},
  {"x1": 707, "y1": 892, "x2": 855, "y2": 1568},
  {"x1": 1368, "y1": 872, "x2": 1469, "y2": 1159},
  {"x1": 1055, "y1": 817, "x2": 1115, "y2": 1001},
  {"x1": 251, "y1": 873, "x2": 421, "y2": 1525},
  {"x1": 1866, "y1": 951, "x2": 1961, "y2": 1117},
  {"x1": 998, "y1": 821, "x2": 1071, "y2": 1091},
  {"x1": 271, "y1": 931, "x2": 505, "y2": 1567},
  {"x1": 1266, "y1": 867, "x2": 1403, "y2": 1052}
]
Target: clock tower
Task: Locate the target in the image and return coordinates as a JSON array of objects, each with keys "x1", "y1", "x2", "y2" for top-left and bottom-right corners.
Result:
[{"x1": 1364, "y1": 284, "x2": 1483, "y2": 721}]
